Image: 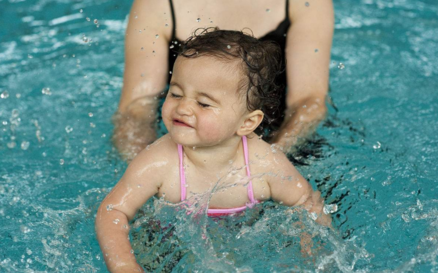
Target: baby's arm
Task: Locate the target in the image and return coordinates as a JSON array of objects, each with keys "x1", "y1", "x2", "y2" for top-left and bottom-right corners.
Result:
[
  {"x1": 265, "y1": 150, "x2": 332, "y2": 227},
  {"x1": 95, "y1": 146, "x2": 166, "y2": 273}
]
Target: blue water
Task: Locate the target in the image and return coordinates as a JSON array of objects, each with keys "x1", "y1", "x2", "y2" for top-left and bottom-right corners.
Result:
[{"x1": 1, "y1": 0, "x2": 437, "y2": 272}]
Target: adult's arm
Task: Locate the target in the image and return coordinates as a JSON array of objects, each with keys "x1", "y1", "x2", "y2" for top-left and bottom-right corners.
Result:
[
  {"x1": 271, "y1": 0, "x2": 334, "y2": 152},
  {"x1": 113, "y1": 0, "x2": 172, "y2": 161}
]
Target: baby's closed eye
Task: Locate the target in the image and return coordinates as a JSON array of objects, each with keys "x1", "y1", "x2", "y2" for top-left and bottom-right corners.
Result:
[
  {"x1": 197, "y1": 101, "x2": 210, "y2": 108},
  {"x1": 170, "y1": 93, "x2": 182, "y2": 98}
]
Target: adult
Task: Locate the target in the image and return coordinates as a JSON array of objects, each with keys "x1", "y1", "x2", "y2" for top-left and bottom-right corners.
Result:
[{"x1": 114, "y1": 0, "x2": 334, "y2": 160}]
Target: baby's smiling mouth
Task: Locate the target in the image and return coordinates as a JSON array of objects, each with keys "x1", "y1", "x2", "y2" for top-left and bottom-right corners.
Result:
[{"x1": 173, "y1": 119, "x2": 193, "y2": 128}]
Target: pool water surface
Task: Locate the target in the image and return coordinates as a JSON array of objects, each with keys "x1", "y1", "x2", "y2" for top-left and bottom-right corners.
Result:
[{"x1": 1, "y1": 0, "x2": 437, "y2": 272}]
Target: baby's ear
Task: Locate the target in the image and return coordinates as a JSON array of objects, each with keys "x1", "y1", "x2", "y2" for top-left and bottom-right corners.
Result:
[{"x1": 237, "y1": 110, "x2": 264, "y2": 136}]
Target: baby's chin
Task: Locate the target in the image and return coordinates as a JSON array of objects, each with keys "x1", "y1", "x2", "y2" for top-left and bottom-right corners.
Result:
[
  {"x1": 168, "y1": 133, "x2": 224, "y2": 148},
  {"x1": 168, "y1": 131, "x2": 198, "y2": 145}
]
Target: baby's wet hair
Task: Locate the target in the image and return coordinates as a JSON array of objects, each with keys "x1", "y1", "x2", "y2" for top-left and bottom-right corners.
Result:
[{"x1": 178, "y1": 27, "x2": 284, "y2": 135}]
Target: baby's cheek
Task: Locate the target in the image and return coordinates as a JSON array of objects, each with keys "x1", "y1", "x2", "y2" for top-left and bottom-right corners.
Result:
[
  {"x1": 199, "y1": 115, "x2": 222, "y2": 138},
  {"x1": 161, "y1": 100, "x2": 174, "y2": 130}
]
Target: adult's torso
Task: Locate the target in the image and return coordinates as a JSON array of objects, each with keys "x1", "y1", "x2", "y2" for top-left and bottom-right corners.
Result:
[{"x1": 170, "y1": 0, "x2": 288, "y2": 41}]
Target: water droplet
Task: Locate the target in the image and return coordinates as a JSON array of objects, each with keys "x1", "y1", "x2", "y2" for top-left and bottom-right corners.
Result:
[
  {"x1": 323, "y1": 204, "x2": 338, "y2": 214},
  {"x1": 305, "y1": 2, "x2": 310, "y2": 7},
  {"x1": 106, "y1": 204, "x2": 113, "y2": 211},
  {"x1": 28, "y1": 54, "x2": 33, "y2": 59},
  {"x1": 309, "y1": 212, "x2": 318, "y2": 220},
  {"x1": 90, "y1": 122, "x2": 96, "y2": 128},
  {"x1": 82, "y1": 35, "x2": 89, "y2": 43},
  {"x1": 21, "y1": 141, "x2": 30, "y2": 150},
  {"x1": 88, "y1": 112, "x2": 93, "y2": 117},
  {"x1": 297, "y1": 183, "x2": 302, "y2": 188},
  {"x1": 59, "y1": 159, "x2": 64, "y2": 165},
  {"x1": 1, "y1": 91, "x2": 9, "y2": 99},
  {"x1": 7, "y1": 142, "x2": 16, "y2": 149},
  {"x1": 101, "y1": 133, "x2": 106, "y2": 138},
  {"x1": 86, "y1": 17, "x2": 90, "y2": 22},
  {"x1": 79, "y1": 9, "x2": 83, "y2": 13},
  {"x1": 227, "y1": 45, "x2": 231, "y2": 49},
  {"x1": 42, "y1": 88, "x2": 51, "y2": 95},
  {"x1": 155, "y1": 34, "x2": 159, "y2": 39},
  {"x1": 113, "y1": 219, "x2": 120, "y2": 224},
  {"x1": 373, "y1": 141, "x2": 381, "y2": 149},
  {"x1": 20, "y1": 225, "x2": 31, "y2": 233},
  {"x1": 196, "y1": 18, "x2": 201, "y2": 22},
  {"x1": 266, "y1": 8, "x2": 271, "y2": 12},
  {"x1": 337, "y1": 62, "x2": 345, "y2": 69},
  {"x1": 26, "y1": 249, "x2": 32, "y2": 255},
  {"x1": 130, "y1": 249, "x2": 134, "y2": 254},
  {"x1": 93, "y1": 19, "x2": 98, "y2": 24},
  {"x1": 169, "y1": 45, "x2": 174, "y2": 49},
  {"x1": 270, "y1": 144, "x2": 278, "y2": 153},
  {"x1": 2, "y1": 121, "x2": 7, "y2": 125},
  {"x1": 65, "y1": 126, "x2": 73, "y2": 133},
  {"x1": 16, "y1": 93, "x2": 21, "y2": 99}
]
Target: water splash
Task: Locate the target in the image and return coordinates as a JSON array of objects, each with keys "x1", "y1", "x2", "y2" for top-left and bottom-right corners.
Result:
[{"x1": 1, "y1": 91, "x2": 9, "y2": 99}]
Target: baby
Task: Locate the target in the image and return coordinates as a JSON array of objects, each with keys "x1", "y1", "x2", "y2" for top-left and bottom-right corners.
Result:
[{"x1": 96, "y1": 28, "x2": 331, "y2": 273}]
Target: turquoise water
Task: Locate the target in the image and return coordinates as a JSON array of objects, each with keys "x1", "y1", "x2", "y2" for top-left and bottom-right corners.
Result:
[{"x1": 1, "y1": 0, "x2": 437, "y2": 272}]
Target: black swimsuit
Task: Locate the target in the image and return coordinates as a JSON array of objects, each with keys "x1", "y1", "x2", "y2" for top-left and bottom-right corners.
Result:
[{"x1": 167, "y1": 0, "x2": 291, "y2": 135}]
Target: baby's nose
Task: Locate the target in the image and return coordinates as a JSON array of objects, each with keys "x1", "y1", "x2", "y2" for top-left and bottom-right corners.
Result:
[{"x1": 176, "y1": 98, "x2": 194, "y2": 116}]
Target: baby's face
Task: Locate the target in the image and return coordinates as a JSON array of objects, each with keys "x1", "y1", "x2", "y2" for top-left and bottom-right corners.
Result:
[{"x1": 162, "y1": 56, "x2": 248, "y2": 147}]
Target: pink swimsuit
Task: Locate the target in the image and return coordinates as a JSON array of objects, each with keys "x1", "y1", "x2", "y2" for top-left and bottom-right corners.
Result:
[{"x1": 178, "y1": 136, "x2": 258, "y2": 216}]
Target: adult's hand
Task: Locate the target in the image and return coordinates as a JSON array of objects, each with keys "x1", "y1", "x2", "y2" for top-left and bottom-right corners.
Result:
[{"x1": 112, "y1": 96, "x2": 159, "y2": 161}]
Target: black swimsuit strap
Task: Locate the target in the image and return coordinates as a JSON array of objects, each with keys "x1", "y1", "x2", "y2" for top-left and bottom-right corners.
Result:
[
  {"x1": 169, "y1": 0, "x2": 176, "y2": 41},
  {"x1": 285, "y1": 0, "x2": 290, "y2": 21}
]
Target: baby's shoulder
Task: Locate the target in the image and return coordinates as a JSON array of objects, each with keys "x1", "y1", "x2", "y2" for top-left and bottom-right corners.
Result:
[
  {"x1": 246, "y1": 135, "x2": 291, "y2": 169},
  {"x1": 129, "y1": 134, "x2": 179, "y2": 171}
]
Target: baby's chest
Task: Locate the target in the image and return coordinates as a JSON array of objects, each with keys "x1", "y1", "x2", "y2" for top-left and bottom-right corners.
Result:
[
  {"x1": 158, "y1": 167, "x2": 271, "y2": 207},
  {"x1": 156, "y1": 168, "x2": 182, "y2": 203}
]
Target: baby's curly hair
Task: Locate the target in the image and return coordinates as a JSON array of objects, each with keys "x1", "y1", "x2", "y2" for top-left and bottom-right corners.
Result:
[{"x1": 178, "y1": 28, "x2": 284, "y2": 135}]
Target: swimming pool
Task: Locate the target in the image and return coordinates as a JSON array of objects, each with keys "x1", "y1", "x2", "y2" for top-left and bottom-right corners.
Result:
[{"x1": 1, "y1": 0, "x2": 437, "y2": 271}]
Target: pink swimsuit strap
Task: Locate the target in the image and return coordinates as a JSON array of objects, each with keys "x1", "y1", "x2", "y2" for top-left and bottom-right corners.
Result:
[{"x1": 178, "y1": 136, "x2": 257, "y2": 216}]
